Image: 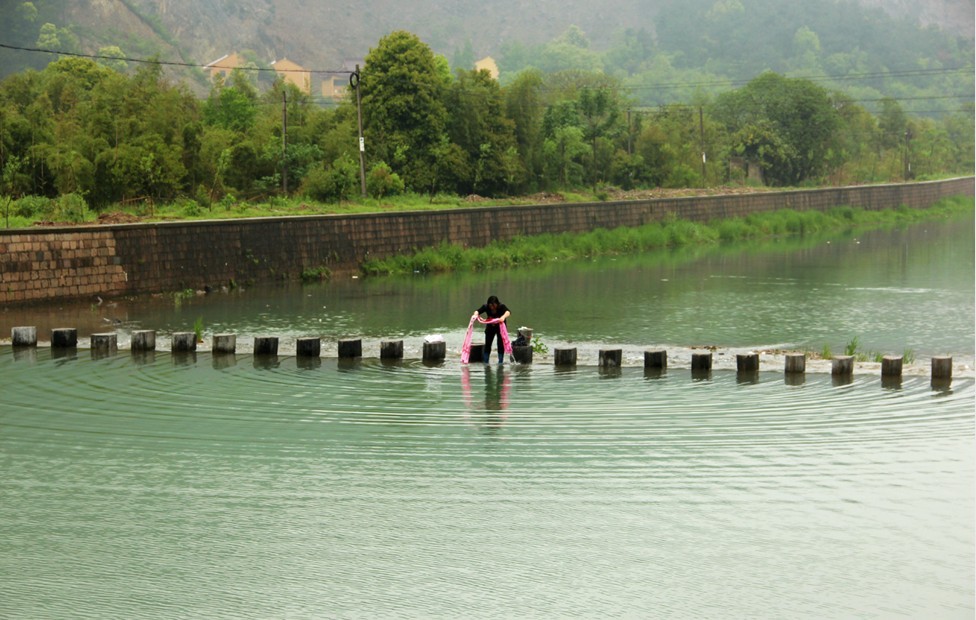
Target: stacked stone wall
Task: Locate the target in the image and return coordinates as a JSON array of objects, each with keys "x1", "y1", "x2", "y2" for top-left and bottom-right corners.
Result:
[{"x1": 1, "y1": 178, "x2": 971, "y2": 305}]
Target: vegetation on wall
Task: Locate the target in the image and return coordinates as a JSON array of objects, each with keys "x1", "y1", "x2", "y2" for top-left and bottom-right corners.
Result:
[{"x1": 361, "y1": 196, "x2": 974, "y2": 276}]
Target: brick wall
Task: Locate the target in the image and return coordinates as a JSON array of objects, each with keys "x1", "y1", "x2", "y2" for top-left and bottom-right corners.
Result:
[{"x1": 1, "y1": 178, "x2": 972, "y2": 305}]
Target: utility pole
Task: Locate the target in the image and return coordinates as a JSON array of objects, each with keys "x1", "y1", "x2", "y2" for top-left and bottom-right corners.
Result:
[
  {"x1": 352, "y1": 65, "x2": 367, "y2": 197},
  {"x1": 281, "y1": 90, "x2": 288, "y2": 195},
  {"x1": 699, "y1": 106, "x2": 706, "y2": 186},
  {"x1": 903, "y1": 128, "x2": 912, "y2": 180},
  {"x1": 626, "y1": 108, "x2": 632, "y2": 155}
]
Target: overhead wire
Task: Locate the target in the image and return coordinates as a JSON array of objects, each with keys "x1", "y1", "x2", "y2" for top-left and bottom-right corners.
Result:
[
  {"x1": 1, "y1": 41, "x2": 970, "y2": 113},
  {"x1": 0, "y1": 42, "x2": 355, "y2": 75}
]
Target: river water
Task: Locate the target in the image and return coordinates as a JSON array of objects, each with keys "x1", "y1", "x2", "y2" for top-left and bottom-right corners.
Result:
[{"x1": 1, "y1": 216, "x2": 973, "y2": 618}]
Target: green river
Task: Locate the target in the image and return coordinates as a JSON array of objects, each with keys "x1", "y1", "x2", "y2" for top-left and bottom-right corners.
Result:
[{"x1": 1, "y1": 215, "x2": 973, "y2": 618}]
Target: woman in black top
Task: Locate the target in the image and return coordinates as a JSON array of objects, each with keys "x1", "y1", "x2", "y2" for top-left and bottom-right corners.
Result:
[{"x1": 472, "y1": 295, "x2": 511, "y2": 363}]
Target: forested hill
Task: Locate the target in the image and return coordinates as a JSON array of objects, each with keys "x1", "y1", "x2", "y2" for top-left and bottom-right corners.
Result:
[{"x1": 0, "y1": 0, "x2": 971, "y2": 89}]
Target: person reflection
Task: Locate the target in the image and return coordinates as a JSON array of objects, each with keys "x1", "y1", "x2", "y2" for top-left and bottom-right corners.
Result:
[{"x1": 461, "y1": 365, "x2": 511, "y2": 434}]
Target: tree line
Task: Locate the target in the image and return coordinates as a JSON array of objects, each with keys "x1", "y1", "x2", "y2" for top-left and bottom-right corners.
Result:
[{"x1": 0, "y1": 30, "x2": 972, "y2": 222}]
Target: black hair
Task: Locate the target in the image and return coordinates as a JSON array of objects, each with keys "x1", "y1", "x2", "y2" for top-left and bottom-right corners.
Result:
[{"x1": 486, "y1": 295, "x2": 500, "y2": 305}]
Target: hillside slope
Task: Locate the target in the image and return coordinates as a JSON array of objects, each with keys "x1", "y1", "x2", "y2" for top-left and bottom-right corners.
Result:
[
  {"x1": 1, "y1": 0, "x2": 971, "y2": 83},
  {"x1": 128, "y1": 0, "x2": 655, "y2": 69}
]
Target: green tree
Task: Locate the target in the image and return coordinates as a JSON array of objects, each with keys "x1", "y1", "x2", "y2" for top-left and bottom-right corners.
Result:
[
  {"x1": 826, "y1": 92, "x2": 882, "y2": 183},
  {"x1": 577, "y1": 85, "x2": 625, "y2": 184},
  {"x1": 204, "y1": 70, "x2": 258, "y2": 133},
  {"x1": 451, "y1": 40, "x2": 476, "y2": 73},
  {"x1": 942, "y1": 105, "x2": 975, "y2": 174},
  {"x1": 712, "y1": 72, "x2": 839, "y2": 185},
  {"x1": 503, "y1": 69, "x2": 544, "y2": 191},
  {"x1": 537, "y1": 26, "x2": 603, "y2": 74},
  {"x1": 789, "y1": 26, "x2": 823, "y2": 74},
  {"x1": 543, "y1": 125, "x2": 590, "y2": 187},
  {"x1": 446, "y1": 69, "x2": 517, "y2": 196},
  {"x1": 97, "y1": 46, "x2": 128, "y2": 73},
  {"x1": 361, "y1": 31, "x2": 450, "y2": 192},
  {"x1": 877, "y1": 97, "x2": 907, "y2": 150}
]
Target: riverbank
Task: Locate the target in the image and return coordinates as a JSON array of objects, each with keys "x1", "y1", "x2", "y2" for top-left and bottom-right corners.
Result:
[{"x1": 1, "y1": 178, "x2": 972, "y2": 306}]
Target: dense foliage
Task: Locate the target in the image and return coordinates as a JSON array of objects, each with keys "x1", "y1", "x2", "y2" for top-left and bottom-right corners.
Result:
[{"x1": 0, "y1": 27, "x2": 971, "y2": 224}]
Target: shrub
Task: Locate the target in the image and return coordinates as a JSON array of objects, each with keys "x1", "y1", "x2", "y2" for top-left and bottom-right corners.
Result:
[
  {"x1": 53, "y1": 193, "x2": 90, "y2": 223},
  {"x1": 366, "y1": 161, "x2": 405, "y2": 198},
  {"x1": 301, "y1": 155, "x2": 359, "y2": 203},
  {"x1": 179, "y1": 198, "x2": 204, "y2": 216},
  {"x1": 13, "y1": 195, "x2": 51, "y2": 219},
  {"x1": 663, "y1": 164, "x2": 700, "y2": 188},
  {"x1": 301, "y1": 266, "x2": 332, "y2": 282},
  {"x1": 217, "y1": 194, "x2": 237, "y2": 211}
]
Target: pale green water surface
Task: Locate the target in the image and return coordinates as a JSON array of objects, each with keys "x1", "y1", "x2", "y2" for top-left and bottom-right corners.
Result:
[{"x1": 1, "y1": 216, "x2": 973, "y2": 618}]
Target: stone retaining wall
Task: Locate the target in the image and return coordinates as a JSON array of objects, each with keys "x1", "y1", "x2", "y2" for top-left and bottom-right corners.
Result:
[{"x1": 1, "y1": 178, "x2": 972, "y2": 305}]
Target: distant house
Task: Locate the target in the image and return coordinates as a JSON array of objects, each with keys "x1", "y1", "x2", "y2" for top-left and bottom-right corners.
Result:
[
  {"x1": 271, "y1": 57, "x2": 311, "y2": 94},
  {"x1": 322, "y1": 58, "x2": 364, "y2": 101},
  {"x1": 204, "y1": 52, "x2": 247, "y2": 80},
  {"x1": 474, "y1": 56, "x2": 499, "y2": 80},
  {"x1": 321, "y1": 74, "x2": 347, "y2": 100}
]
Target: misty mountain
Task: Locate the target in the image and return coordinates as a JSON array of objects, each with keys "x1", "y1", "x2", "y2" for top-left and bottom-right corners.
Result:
[
  {"x1": 120, "y1": 0, "x2": 976, "y2": 67},
  {"x1": 0, "y1": 0, "x2": 974, "y2": 113},
  {"x1": 0, "y1": 0, "x2": 971, "y2": 92}
]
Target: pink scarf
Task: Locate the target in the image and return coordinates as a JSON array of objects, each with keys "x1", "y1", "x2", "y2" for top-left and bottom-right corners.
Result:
[
  {"x1": 478, "y1": 317, "x2": 513, "y2": 355},
  {"x1": 461, "y1": 316, "x2": 513, "y2": 363},
  {"x1": 460, "y1": 315, "x2": 477, "y2": 363}
]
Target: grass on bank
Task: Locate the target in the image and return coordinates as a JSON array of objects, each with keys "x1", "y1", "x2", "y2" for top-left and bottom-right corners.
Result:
[
  {"x1": 0, "y1": 189, "x2": 610, "y2": 228},
  {"x1": 0, "y1": 180, "x2": 964, "y2": 228},
  {"x1": 361, "y1": 196, "x2": 974, "y2": 276}
]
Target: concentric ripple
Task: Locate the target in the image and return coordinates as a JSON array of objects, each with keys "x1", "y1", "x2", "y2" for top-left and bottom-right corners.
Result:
[{"x1": 1, "y1": 351, "x2": 972, "y2": 619}]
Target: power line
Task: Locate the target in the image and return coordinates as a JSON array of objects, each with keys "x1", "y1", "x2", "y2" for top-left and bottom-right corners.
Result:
[
  {"x1": 618, "y1": 68, "x2": 973, "y2": 93},
  {"x1": 0, "y1": 42, "x2": 354, "y2": 75},
  {"x1": 4, "y1": 41, "x2": 969, "y2": 114},
  {"x1": 5, "y1": 41, "x2": 971, "y2": 86}
]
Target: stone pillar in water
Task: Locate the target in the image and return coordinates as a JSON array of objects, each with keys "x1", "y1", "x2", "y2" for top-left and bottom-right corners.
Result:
[
  {"x1": 784, "y1": 353, "x2": 805, "y2": 374},
  {"x1": 172, "y1": 332, "x2": 197, "y2": 352},
  {"x1": 91, "y1": 333, "x2": 117, "y2": 352},
  {"x1": 422, "y1": 341, "x2": 445, "y2": 362},
  {"x1": 213, "y1": 334, "x2": 237, "y2": 354},
  {"x1": 831, "y1": 355, "x2": 854, "y2": 376},
  {"x1": 644, "y1": 350, "x2": 667, "y2": 370},
  {"x1": 51, "y1": 328, "x2": 77, "y2": 348},
  {"x1": 131, "y1": 330, "x2": 156, "y2": 351},
  {"x1": 254, "y1": 336, "x2": 278, "y2": 356},
  {"x1": 338, "y1": 339, "x2": 362, "y2": 359},
  {"x1": 736, "y1": 352, "x2": 759, "y2": 372},
  {"x1": 469, "y1": 343, "x2": 485, "y2": 362},
  {"x1": 381, "y1": 340, "x2": 403, "y2": 360},
  {"x1": 11, "y1": 326, "x2": 36, "y2": 347},
  {"x1": 599, "y1": 349, "x2": 622, "y2": 368},
  {"x1": 513, "y1": 346, "x2": 533, "y2": 364},
  {"x1": 691, "y1": 352, "x2": 712, "y2": 370},
  {"x1": 297, "y1": 337, "x2": 321, "y2": 358},
  {"x1": 931, "y1": 356, "x2": 952, "y2": 380},
  {"x1": 881, "y1": 355, "x2": 903, "y2": 377},
  {"x1": 553, "y1": 348, "x2": 577, "y2": 367}
]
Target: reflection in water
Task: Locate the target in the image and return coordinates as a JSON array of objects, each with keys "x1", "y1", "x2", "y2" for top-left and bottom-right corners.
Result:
[
  {"x1": 212, "y1": 352, "x2": 237, "y2": 370},
  {"x1": 0, "y1": 352, "x2": 973, "y2": 618},
  {"x1": 462, "y1": 365, "x2": 511, "y2": 433},
  {"x1": 1, "y1": 216, "x2": 972, "y2": 363},
  {"x1": 131, "y1": 350, "x2": 156, "y2": 366},
  {"x1": 252, "y1": 354, "x2": 280, "y2": 370},
  {"x1": 0, "y1": 214, "x2": 973, "y2": 619}
]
